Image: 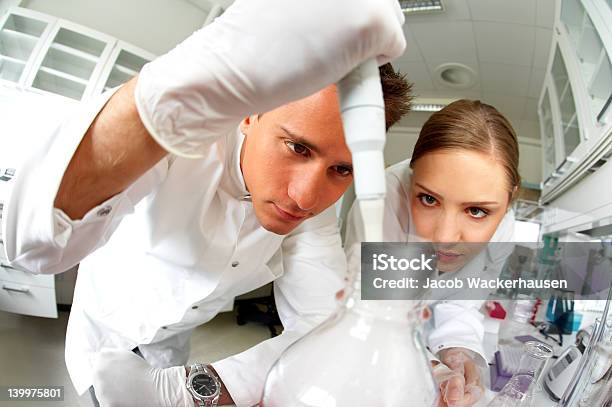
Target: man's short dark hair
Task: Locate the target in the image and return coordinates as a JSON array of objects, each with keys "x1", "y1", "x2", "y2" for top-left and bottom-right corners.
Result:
[{"x1": 380, "y1": 63, "x2": 413, "y2": 131}]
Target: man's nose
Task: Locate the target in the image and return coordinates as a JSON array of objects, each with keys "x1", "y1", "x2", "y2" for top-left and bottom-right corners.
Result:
[
  {"x1": 287, "y1": 167, "x2": 325, "y2": 212},
  {"x1": 432, "y1": 212, "x2": 461, "y2": 243}
]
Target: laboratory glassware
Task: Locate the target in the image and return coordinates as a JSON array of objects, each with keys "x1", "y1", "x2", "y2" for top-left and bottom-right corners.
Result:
[{"x1": 488, "y1": 341, "x2": 553, "y2": 407}]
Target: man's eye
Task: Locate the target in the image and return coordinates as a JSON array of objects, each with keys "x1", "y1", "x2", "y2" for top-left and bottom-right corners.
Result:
[
  {"x1": 334, "y1": 166, "x2": 352, "y2": 177},
  {"x1": 418, "y1": 193, "x2": 437, "y2": 207},
  {"x1": 285, "y1": 141, "x2": 309, "y2": 156},
  {"x1": 467, "y1": 207, "x2": 488, "y2": 219}
]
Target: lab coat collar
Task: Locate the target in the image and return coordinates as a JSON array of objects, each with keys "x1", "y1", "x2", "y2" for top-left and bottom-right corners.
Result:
[{"x1": 227, "y1": 128, "x2": 251, "y2": 201}]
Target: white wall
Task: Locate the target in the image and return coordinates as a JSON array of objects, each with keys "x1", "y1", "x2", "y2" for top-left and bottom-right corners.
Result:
[{"x1": 20, "y1": 0, "x2": 212, "y2": 55}]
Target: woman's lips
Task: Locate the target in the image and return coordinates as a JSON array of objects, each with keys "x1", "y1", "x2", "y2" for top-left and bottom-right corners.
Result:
[
  {"x1": 272, "y1": 203, "x2": 306, "y2": 222},
  {"x1": 435, "y1": 250, "x2": 463, "y2": 262}
]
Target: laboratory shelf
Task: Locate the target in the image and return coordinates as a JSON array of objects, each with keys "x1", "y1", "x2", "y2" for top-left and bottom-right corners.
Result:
[
  {"x1": 32, "y1": 68, "x2": 87, "y2": 100},
  {"x1": 0, "y1": 56, "x2": 25, "y2": 82},
  {"x1": 0, "y1": 10, "x2": 53, "y2": 85}
]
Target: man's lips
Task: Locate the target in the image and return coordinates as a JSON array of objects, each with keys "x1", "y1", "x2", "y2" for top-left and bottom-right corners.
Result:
[{"x1": 272, "y1": 203, "x2": 307, "y2": 222}]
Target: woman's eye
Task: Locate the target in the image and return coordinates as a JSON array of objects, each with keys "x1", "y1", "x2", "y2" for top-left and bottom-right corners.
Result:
[
  {"x1": 419, "y1": 193, "x2": 437, "y2": 207},
  {"x1": 467, "y1": 207, "x2": 488, "y2": 219},
  {"x1": 285, "y1": 141, "x2": 309, "y2": 156},
  {"x1": 334, "y1": 166, "x2": 352, "y2": 177}
]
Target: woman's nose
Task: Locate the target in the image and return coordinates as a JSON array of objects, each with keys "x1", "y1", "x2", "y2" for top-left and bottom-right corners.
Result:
[{"x1": 432, "y1": 213, "x2": 461, "y2": 243}]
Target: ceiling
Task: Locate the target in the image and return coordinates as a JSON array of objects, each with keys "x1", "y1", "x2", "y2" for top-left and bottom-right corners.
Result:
[{"x1": 394, "y1": 0, "x2": 556, "y2": 140}]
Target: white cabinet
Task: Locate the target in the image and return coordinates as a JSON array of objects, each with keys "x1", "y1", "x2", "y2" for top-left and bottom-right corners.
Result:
[
  {"x1": 538, "y1": 0, "x2": 612, "y2": 203},
  {"x1": 0, "y1": 8, "x2": 54, "y2": 85},
  {"x1": 27, "y1": 22, "x2": 115, "y2": 100},
  {"x1": 0, "y1": 7, "x2": 154, "y2": 101},
  {"x1": 95, "y1": 41, "x2": 154, "y2": 93}
]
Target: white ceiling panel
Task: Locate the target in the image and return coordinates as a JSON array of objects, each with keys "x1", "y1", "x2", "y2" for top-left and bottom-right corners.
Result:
[
  {"x1": 409, "y1": 21, "x2": 477, "y2": 65},
  {"x1": 480, "y1": 93, "x2": 529, "y2": 126},
  {"x1": 528, "y1": 67, "x2": 547, "y2": 99},
  {"x1": 533, "y1": 27, "x2": 554, "y2": 69},
  {"x1": 400, "y1": 62, "x2": 436, "y2": 92},
  {"x1": 518, "y1": 120, "x2": 541, "y2": 139},
  {"x1": 467, "y1": 0, "x2": 536, "y2": 25},
  {"x1": 398, "y1": 26, "x2": 425, "y2": 63},
  {"x1": 398, "y1": 111, "x2": 434, "y2": 128},
  {"x1": 522, "y1": 98, "x2": 540, "y2": 122},
  {"x1": 473, "y1": 22, "x2": 536, "y2": 66},
  {"x1": 536, "y1": 0, "x2": 556, "y2": 28},
  {"x1": 480, "y1": 63, "x2": 531, "y2": 97}
]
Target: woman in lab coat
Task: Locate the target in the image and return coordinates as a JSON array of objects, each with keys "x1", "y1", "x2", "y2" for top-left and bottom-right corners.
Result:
[{"x1": 344, "y1": 99, "x2": 519, "y2": 407}]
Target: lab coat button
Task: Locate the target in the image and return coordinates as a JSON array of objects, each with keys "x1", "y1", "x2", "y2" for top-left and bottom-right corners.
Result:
[
  {"x1": 161, "y1": 326, "x2": 168, "y2": 330},
  {"x1": 96, "y1": 206, "x2": 112, "y2": 217},
  {"x1": 231, "y1": 261, "x2": 239, "y2": 267},
  {"x1": 191, "y1": 306, "x2": 198, "y2": 310}
]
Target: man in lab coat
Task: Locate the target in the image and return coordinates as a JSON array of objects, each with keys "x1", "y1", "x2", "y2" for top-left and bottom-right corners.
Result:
[{"x1": 2, "y1": 0, "x2": 411, "y2": 406}]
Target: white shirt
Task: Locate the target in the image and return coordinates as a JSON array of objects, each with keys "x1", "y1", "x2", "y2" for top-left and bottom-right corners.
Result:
[
  {"x1": 2, "y1": 89, "x2": 346, "y2": 407},
  {"x1": 344, "y1": 159, "x2": 515, "y2": 365}
]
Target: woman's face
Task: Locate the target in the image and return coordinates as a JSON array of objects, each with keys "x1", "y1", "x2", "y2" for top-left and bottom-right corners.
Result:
[{"x1": 410, "y1": 149, "x2": 512, "y2": 271}]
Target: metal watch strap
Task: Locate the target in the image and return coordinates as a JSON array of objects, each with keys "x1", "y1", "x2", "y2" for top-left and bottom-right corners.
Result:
[{"x1": 189, "y1": 363, "x2": 219, "y2": 407}]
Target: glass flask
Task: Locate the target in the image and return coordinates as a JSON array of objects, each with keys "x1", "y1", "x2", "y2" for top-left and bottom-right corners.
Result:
[
  {"x1": 488, "y1": 341, "x2": 553, "y2": 407},
  {"x1": 259, "y1": 276, "x2": 438, "y2": 406}
]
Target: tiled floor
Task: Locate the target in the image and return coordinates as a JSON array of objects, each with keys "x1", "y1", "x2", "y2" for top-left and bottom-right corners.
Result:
[{"x1": 0, "y1": 309, "x2": 270, "y2": 407}]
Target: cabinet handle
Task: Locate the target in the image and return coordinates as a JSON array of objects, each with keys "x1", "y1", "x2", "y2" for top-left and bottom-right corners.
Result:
[{"x1": 2, "y1": 284, "x2": 30, "y2": 293}]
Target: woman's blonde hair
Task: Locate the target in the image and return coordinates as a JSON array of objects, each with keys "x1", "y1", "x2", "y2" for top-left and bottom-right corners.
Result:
[{"x1": 409, "y1": 99, "x2": 521, "y2": 202}]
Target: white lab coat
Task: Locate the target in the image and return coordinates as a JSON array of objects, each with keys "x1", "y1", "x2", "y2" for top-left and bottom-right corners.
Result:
[
  {"x1": 1, "y1": 89, "x2": 346, "y2": 407},
  {"x1": 344, "y1": 159, "x2": 515, "y2": 365}
]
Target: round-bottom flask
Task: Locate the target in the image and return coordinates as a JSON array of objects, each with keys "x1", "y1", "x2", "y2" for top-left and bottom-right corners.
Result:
[{"x1": 260, "y1": 294, "x2": 438, "y2": 406}]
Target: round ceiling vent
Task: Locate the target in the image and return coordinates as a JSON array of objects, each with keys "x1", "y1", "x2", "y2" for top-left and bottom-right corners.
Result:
[{"x1": 433, "y1": 63, "x2": 477, "y2": 89}]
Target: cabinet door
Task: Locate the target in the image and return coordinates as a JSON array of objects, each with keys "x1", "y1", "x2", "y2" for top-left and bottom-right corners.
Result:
[
  {"x1": 94, "y1": 41, "x2": 154, "y2": 94},
  {"x1": 550, "y1": 45, "x2": 582, "y2": 160},
  {"x1": 24, "y1": 20, "x2": 116, "y2": 100},
  {"x1": 540, "y1": 86, "x2": 558, "y2": 183},
  {"x1": 0, "y1": 8, "x2": 55, "y2": 86},
  {"x1": 560, "y1": 0, "x2": 612, "y2": 127}
]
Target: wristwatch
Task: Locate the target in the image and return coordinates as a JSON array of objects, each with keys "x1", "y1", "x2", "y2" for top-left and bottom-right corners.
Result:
[{"x1": 186, "y1": 363, "x2": 221, "y2": 407}]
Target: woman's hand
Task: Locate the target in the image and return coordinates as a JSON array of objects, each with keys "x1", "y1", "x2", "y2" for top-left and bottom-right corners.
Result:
[{"x1": 434, "y1": 348, "x2": 484, "y2": 407}]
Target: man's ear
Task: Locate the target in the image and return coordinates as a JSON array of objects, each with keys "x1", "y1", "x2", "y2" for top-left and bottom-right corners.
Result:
[{"x1": 239, "y1": 114, "x2": 260, "y2": 135}]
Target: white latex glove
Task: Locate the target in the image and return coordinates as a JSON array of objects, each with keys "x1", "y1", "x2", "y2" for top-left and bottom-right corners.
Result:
[
  {"x1": 92, "y1": 349, "x2": 194, "y2": 407},
  {"x1": 135, "y1": 0, "x2": 406, "y2": 157},
  {"x1": 436, "y1": 348, "x2": 485, "y2": 407}
]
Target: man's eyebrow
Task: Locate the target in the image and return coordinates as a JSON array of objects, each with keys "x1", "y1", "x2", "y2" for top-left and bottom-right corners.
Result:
[
  {"x1": 280, "y1": 125, "x2": 321, "y2": 154},
  {"x1": 415, "y1": 182, "x2": 500, "y2": 206}
]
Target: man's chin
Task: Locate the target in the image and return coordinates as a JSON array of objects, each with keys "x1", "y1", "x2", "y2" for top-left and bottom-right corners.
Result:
[{"x1": 259, "y1": 218, "x2": 301, "y2": 235}]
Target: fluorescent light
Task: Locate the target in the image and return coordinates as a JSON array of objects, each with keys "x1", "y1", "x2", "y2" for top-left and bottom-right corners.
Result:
[
  {"x1": 400, "y1": 0, "x2": 444, "y2": 13},
  {"x1": 411, "y1": 97, "x2": 456, "y2": 112},
  {"x1": 412, "y1": 103, "x2": 445, "y2": 112}
]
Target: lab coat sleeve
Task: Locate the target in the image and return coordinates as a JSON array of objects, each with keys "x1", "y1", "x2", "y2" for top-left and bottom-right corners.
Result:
[
  {"x1": 211, "y1": 207, "x2": 346, "y2": 407},
  {"x1": 427, "y1": 211, "x2": 516, "y2": 366},
  {"x1": 427, "y1": 301, "x2": 488, "y2": 366},
  {"x1": 1, "y1": 88, "x2": 168, "y2": 275}
]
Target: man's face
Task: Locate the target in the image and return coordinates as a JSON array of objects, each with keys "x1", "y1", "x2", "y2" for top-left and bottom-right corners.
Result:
[{"x1": 240, "y1": 86, "x2": 353, "y2": 235}]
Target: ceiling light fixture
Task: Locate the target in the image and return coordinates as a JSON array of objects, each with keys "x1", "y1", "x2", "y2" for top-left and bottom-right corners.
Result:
[
  {"x1": 411, "y1": 97, "x2": 457, "y2": 112},
  {"x1": 399, "y1": 0, "x2": 444, "y2": 13}
]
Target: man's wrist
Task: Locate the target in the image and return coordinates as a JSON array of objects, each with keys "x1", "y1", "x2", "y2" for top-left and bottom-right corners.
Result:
[
  {"x1": 207, "y1": 365, "x2": 234, "y2": 405},
  {"x1": 184, "y1": 364, "x2": 234, "y2": 405}
]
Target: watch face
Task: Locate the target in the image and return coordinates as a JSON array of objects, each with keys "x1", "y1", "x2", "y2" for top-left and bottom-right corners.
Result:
[{"x1": 191, "y1": 373, "x2": 218, "y2": 397}]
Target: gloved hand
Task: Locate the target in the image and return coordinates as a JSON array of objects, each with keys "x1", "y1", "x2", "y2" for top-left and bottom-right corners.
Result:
[
  {"x1": 135, "y1": 0, "x2": 406, "y2": 157},
  {"x1": 435, "y1": 348, "x2": 484, "y2": 407},
  {"x1": 92, "y1": 349, "x2": 194, "y2": 407}
]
